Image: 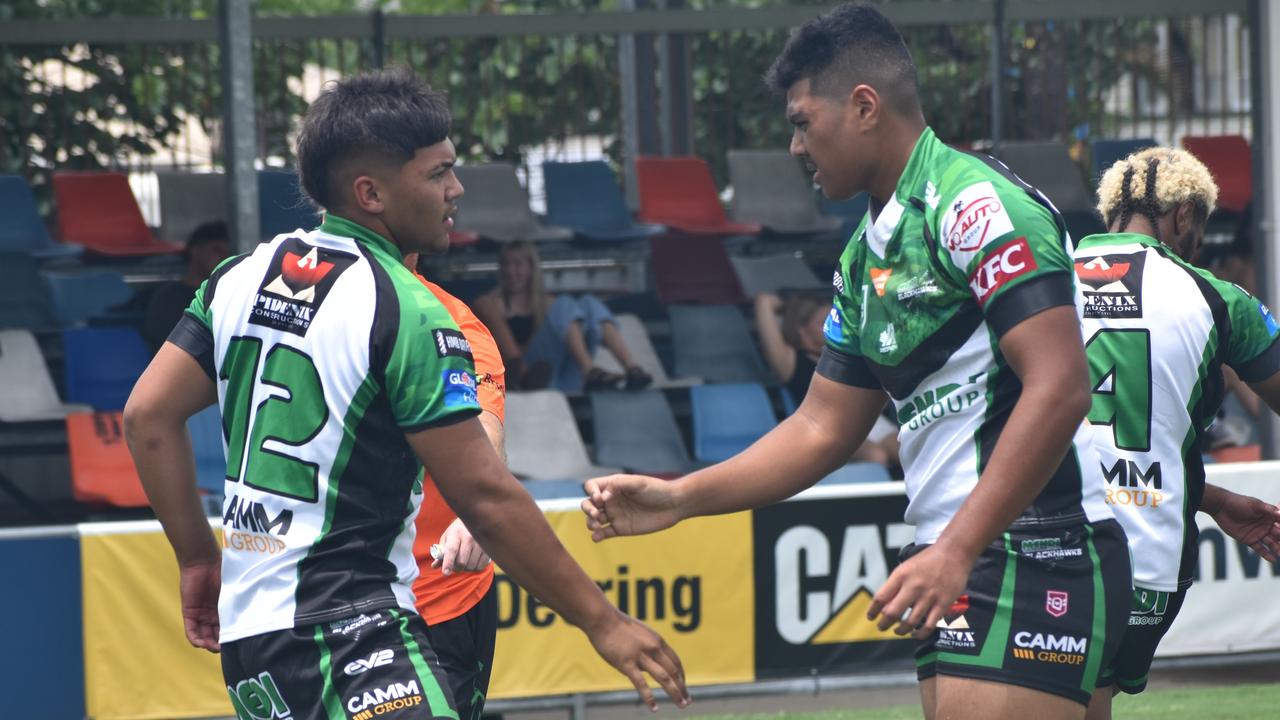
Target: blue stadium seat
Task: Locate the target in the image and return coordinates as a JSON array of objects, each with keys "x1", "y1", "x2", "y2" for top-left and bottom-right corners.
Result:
[
  {"x1": 670, "y1": 304, "x2": 768, "y2": 384},
  {"x1": 188, "y1": 405, "x2": 226, "y2": 496},
  {"x1": 259, "y1": 169, "x2": 321, "y2": 240},
  {"x1": 0, "y1": 175, "x2": 82, "y2": 259},
  {"x1": 0, "y1": 252, "x2": 59, "y2": 330},
  {"x1": 522, "y1": 479, "x2": 588, "y2": 501},
  {"x1": 816, "y1": 463, "x2": 893, "y2": 485},
  {"x1": 542, "y1": 161, "x2": 666, "y2": 242},
  {"x1": 62, "y1": 327, "x2": 150, "y2": 411},
  {"x1": 43, "y1": 270, "x2": 134, "y2": 326},
  {"x1": 1090, "y1": 138, "x2": 1156, "y2": 183},
  {"x1": 690, "y1": 383, "x2": 777, "y2": 463}
]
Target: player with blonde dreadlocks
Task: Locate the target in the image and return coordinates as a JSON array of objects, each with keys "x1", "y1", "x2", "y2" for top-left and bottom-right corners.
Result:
[{"x1": 1076, "y1": 147, "x2": 1280, "y2": 719}]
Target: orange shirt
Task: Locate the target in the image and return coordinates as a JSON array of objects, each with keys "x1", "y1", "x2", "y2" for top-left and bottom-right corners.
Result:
[{"x1": 413, "y1": 277, "x2": 506, "y2": 624}]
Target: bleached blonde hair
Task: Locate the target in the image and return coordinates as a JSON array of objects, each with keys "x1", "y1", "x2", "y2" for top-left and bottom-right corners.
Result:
[{"x1": 1096, "y1": 147, "x2": 1219, "y2": 232}]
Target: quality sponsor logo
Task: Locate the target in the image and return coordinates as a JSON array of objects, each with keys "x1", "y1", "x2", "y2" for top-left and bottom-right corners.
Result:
[
  {"x1": 878, "y1": 324, "x2": 897, "y2": 355},
  {"x1": 347, "y1": 680, "x2": 423, "y2": 719},
  {"x1": 442, "y1": 369, "x2": 479, "y2": 409},
  {"x1": 1045, "y1": 590, "x2": 1069, "y2": 618},
  {"x1": 433, "y1": 328, "x2": 473, "y2": 360},
  {"x1": 1102, "y1": 459, "x2": 1164, "y2": 509},
  {"x1": 250, "y1": 240, "x2": 356, "y2": 336},
  {"x1": 832, "y1": 270, "x2": 846, "y2": 295},
  {"x1": 1019, "y1": 537, "x2": 1083, "y2": 561},
  {"x1": 228, "y1": 671, "x2": 292, "y2": 720},
  {"x1": 344, "y1": 648, "x2": 395, "y2": 676},
  {"x1": 1076, "y1": 254, "x2": 1146, "y2": 319},
  {"x1": 823, "y1": 307, "x2": 844, "y2": 344},
  {"x1": 1011, "y1": 631, "x2": 1087, "y2": 665},
  {"x1": 943, "y1": 182, "x2": 1014, "y2": 252},
  {"x1": 934, "y1": 595, "x2": 977, "y2": 650},
  {"x1": 870, "y1": 268, "x2": 893, "y2": 297},
  {"x1": 968, "y1": 237, "x2": 1037, "y2": 306}
]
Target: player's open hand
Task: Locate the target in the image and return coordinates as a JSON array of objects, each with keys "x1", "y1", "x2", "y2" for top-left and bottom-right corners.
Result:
[
  {"x1": 179, "y1": 558, "x2": 222, "y2": 653},
  {"x1": 866, "y1": 541, "x2": 971, "y2": 640},
  {"x1": 1212, "y1": 491, "x2": 1280, "y2": 562},
  {"x1": 432, "y1": 518, "x2": 492, "y2": 574},
  {"x1": 587, "y1": 609, "x2": 690, "y2": 711},
  {"x1": 582, "y1": 474, "x2": 682, "y2": 542}
]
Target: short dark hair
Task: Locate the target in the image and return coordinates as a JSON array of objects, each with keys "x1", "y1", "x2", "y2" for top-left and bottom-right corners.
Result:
[
  {"x1": 765, "y1": 3, "x2": 920, "y2": 114},
  {"x1": 296, "y1": 67, "x2": 452, "y2": 211},
  {"x1": 187, "y1": 219, "x2": 228, "y2": 249}
]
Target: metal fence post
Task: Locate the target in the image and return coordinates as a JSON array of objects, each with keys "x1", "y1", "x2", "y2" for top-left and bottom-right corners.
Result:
[
  {"x1": 619, "y1": 0, "x2": 660, "y2": 210},
  {"x1": 990, "y1": 0, "x2": 1006, "y2": 153},
  {"x1": 372, "y1": 9, "x2": 386, "y2": 69},
  {"x1": 1250, "y1": 0, "x2": 1276, "y2": 459},
  {"x1": 571, "y1": 692, "x2": 588, "y2": 720},
  {"x1": 219, "y1": 0, "x2": 259, "y2": 253}
]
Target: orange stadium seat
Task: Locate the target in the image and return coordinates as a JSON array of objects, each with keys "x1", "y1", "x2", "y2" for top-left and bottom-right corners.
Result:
[
  {"x1": 1182, "y1": 135, "x2": 1252, "y2": 213},
  {"x1": 66, "y1": 411, "x2": 149, "y2": 507},
  {"x1": 635, "y1": 156, "x2": 761, "y2": 236},
  {"x1": 52, "y1": 172, "x2": 181, "y2": 257}
]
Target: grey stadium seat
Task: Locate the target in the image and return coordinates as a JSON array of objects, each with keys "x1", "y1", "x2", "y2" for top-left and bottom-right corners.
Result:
[
  {"x1": 590, "y1": 313, "x2": 700, "y2": 389},
  {"x1": 0, "y1": 329, "x2": 91, "y2": 422},
  {"x1": 156, "y1": 171, "x2": 228, "y2": 244},
  {"x1": 730, "y1": 253, "x2": 825, "y2": 298},
  {"x1": 591, "y1": 390, "x2": 695, "y2": 475},
  {"x1": 669, "y1": 304, "x2": 768, "y2": 384},
  {"x1": 452, "y1": 163, "x2": 573, "y2": 243},
  {"x1": 994, "y1": 141, "x2": 1106, "y2": 239},
  {"x1": 504, "y1": 389, "x2": 619, "y2": 481},
  {"x1": 727, "y1": 150, "x2": 844, "y2": 235}
]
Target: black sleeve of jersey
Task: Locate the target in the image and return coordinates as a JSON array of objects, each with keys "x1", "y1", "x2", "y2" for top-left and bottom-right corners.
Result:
[
  {"x1": 816, "y1": 347, "x2": 882, "y2": 390},
  {"x1": 984, "y1": 271, "x2": 1075, "y2": 338},
  {"x1": 1232, "y1": 336, "x2": 1280, "y2": 383},
  {"x1": 400, "y1": 406, "x2": 482, "y2": 434},
  {"x1": 167, "y1": 312, "x2": 216, "y2": 380}
]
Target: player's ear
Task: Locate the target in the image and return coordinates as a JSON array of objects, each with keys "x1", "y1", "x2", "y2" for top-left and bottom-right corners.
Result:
[
  {"x1": 850, "y1": 84, "x2": 880, "y2": 129},
  {"x1": 351, "y1": 174, "x2": 385, "y2": 215}
]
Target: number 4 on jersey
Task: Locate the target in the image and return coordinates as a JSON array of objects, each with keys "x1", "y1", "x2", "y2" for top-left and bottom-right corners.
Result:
[{"x1": 1085, "y1": 328, "x2": 1152, "y2": 452}]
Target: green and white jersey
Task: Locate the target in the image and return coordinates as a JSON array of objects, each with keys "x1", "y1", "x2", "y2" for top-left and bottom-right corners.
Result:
[
  {"x1": 1075, "y1": 232, "x2": 1280, "y2": 591},
  {"x1": 171, "y1": 214, "x2": 481, "y2": 643},
  {"x1": 820, "y1": 128, "x2": 1112, "y2": 545}
]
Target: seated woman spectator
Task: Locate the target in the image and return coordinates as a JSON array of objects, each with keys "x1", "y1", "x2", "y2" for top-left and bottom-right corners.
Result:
[
  {"x1": 474, "y1": 241, "x2": 652, "y2": 392},
  {"x1": 753, "y1": 290, "x2": 898, "y2": 469}
]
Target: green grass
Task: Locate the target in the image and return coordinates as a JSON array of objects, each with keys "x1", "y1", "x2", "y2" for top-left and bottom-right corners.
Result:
[{"x1": 688, "y1": 683, "x2": 1280, "y2": 720}]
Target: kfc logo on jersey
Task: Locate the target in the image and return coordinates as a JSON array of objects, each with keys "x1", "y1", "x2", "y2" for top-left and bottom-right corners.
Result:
[
  {"x1": 1045, "y1": 590, "x2": 1069, "y2": 618},
  {"x1": 1076, "y1": 253, "x2": 1145, "y2": 319},
  {"x1": 968, "y1": 237, "x2": 1038, "y2": 306},
  {"x1": 251, "y1": 239, "x2": 357, "y2": 336},
  {"x1": 943, "y1": 182, "x2": 1015, "y2": 252}
]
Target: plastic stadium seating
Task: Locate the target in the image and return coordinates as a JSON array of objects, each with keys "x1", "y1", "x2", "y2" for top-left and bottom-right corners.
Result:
[
  {"x1": 542, "y1": 161, "x2": 667, "y2": 242},
  {"x1": 0, "y1": 253, "x2": 59, "y2": 330},
  {"x1": 669, "y1": 304, "x2": 768, "y2": 384},
  {"x1": 689, "y1": 383, "x2": 777, "y2": 463},
  {"x1": 649, "y1": 235, "x2": 746, "y2": 305},
  {"x1": 66, "y1": 411, "x2": 148, "y2": 507},
  {"x1": 634, "y1": 156, "x2": 761, "y2": 236},
  {"x1": 505, "y1": 390, "x2": 620, "y2": 481},
  {"x1": 156, "y1": 171, "x2": 227, "y2": 244},
  {"x1": 815, "y1": 462, "x2": 893, "y2": 485},
  {"x1": 43, "y1": 270, "x2": 133, "y2": 327},
  {"x1": 62, "y1": 327, "x2": 151, "y2": 411},
  {"x1": 727, "y1": 150, "x2": 844, "y2": 235},
  {"x1": 522, "y1": 479, "x2": 589, "y2": 500},
  {"x1": 0, "y1": 175, "x2": 81, "y2": 259},
  {"x1": 1090, "y1": 137, "x2": 1156, "y2": 182},
  {"x1": 591, "y1": 390, "x2": 695, "y2": 474},
  {"x1": 452, "y1": 163, "x2": 574, "y2": 243},
  {"x1": 1182, "y1": 135, "x2": 1252, "y2": 213},
  {"x1": 51, "y1": 172, "x2": 182, "y2": 257},
  {"x1": 188, "y1": 404, "x2": 226, "y2": 496},
  {"x1": 729, "y1": 253, "x2": 824, "y2": 298},
  {"x1": 590, "y1": 313, "x2": 699, "y2": 389},
  {"x1": 993, "y1": 141, "x2": 1105, "y2": 240},
  {"x1": 0, "y1": 329, "x2": 90, "y2": 422},
  {"x1": 259, "y1": 169, "x2": 322, "y2": 240}
]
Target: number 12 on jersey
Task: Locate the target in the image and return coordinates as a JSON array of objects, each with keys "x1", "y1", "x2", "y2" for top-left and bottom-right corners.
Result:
[
  {"x1": 1085, "y1": 328, "x2": 1152, "y2": 453},
  {"x1": 220, "y1": 336, "x2": 329, "y2": 502}
]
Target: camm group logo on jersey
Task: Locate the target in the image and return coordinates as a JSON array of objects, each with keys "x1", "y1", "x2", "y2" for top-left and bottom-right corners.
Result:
[
  {"x1": 251, "y1": 238, "x2": 357, "y2": 336},
  {"x1": 1102, "y1": 458, "x2": 1164, "y2": 508},
  {"x1": 1076, "y1": 253, "x2": 1146, "y2": 319}
]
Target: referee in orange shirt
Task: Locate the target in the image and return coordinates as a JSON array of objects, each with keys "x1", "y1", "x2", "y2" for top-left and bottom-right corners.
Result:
[{"x1": 407, "y1": 255, "x2": 507, "y2": 720}]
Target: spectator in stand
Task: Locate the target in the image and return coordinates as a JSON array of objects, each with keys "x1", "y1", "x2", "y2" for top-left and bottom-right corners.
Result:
[
  {"x1": 474, "y1": 240, "x2": 652, "y2": 392},
  {"x1": 141, "y1": 220, "x2": 231, "y2": 353},
  {"x1": 754, "y1": 291, "x2": 898, "y2": 469}
]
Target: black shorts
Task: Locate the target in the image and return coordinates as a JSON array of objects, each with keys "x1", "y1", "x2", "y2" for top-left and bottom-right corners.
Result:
[
  {"x1": 913, "y1": 519, "x2": 1131, "y2": 707},
  {"x1": 423, "y1": 586, "x2": 498, "y2": 720},
  {"x1": 222, "y1": 608, "x2": 458, "y2": 720},
  {"x1": 1096, "y1": 586, "x2": 1189, "y2": 694}
]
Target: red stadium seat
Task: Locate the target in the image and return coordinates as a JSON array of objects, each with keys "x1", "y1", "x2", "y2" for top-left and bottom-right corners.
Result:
[
  {"x1": 649, "y1": 234, "x2": 745, "y2": 305},
  {"x1": 1181, "y1": 135, "x2": 1252, "y2": 213},
  {"x1": 635, "y1": 156, "x2": 761, "y2": 236},
  {"x1": 52, "y1": 172, "x2": 181, "y2": 256},
  {"x1": 448, "y1": 230, "x2": 481, "y2": 247},
  {"x1": 66, "y1": 411, "x2": 149, "y2": 507}
]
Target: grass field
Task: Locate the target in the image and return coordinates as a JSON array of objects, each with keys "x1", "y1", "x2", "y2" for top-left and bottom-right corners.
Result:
[{"x1": 687, "y1": 683, "x2": 1280, "y2": 720}]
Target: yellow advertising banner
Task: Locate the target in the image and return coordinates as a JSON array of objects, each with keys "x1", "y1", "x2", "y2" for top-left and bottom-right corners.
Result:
[
  {"x1": 81, "y1": 526, "x2": 233, "y2": 720},
  {"x1": 489, "y1": 509, "x2": 755, "y2": 699}
]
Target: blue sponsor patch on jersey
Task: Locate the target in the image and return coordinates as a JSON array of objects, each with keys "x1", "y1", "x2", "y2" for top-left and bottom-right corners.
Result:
[
  {"x1": 1260, "y1": 303, "x2": 1280, "y2": 337},
  {"x1": 442, "y1": 369, "x2": 479, "y2": 409},
  {"x1": 823, "y1": 306, "x2": 843, "y2": 343}
]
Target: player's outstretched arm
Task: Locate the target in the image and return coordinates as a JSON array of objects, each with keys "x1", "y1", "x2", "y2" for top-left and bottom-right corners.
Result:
[
  {"x1": 583, "y1": 377, "x2": 887, "y2": 541},
  {"x1": 432, "y1": 411, "x2": 505, "y2": 574},
  {"x1": 1201, "y1": 484, "x2": 1280, "y2": 562},
  {"x1": 868, "y1": 306, "x2": 1092, "y2": 638},
  {"x1": 122, "y1": 342, "x2": 221, "y2": 652},
  {"x1": 407, "y1": 418, "x2": 690, "y2": 711}
]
